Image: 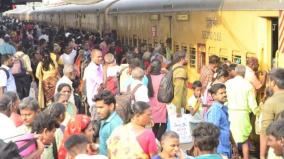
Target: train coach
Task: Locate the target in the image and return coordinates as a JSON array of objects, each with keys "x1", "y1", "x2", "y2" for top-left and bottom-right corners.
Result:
[{"x1": 5, "y1": 0, "x2": 284, "y2": 82}]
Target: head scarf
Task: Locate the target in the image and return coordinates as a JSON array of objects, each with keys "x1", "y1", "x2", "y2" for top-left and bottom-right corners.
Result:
[{"x1": 58, "y1": 115, "x2": 91, "y2": 159}]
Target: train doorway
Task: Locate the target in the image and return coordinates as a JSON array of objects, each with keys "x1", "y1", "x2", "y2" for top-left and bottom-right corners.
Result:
[{"x1": 271, "y1": 17, "x2": 278, "y2": 66}]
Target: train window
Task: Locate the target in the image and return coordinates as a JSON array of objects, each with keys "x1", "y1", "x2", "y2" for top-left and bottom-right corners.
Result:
[
  {"x1": 232, "y1": 50, "x2": 242, "y2": 64},
  {"x1": 189, "y1": 47, "x2": 196, "y2": 68},
  {"x1": 175, "y1": 43, "x2": 180, "y2": 52},
  {"x1": 197, "y1": 44, "x2": 206, "y2": 72},
  {"x1": 219, "y1": 48, "x2": 229, "y2": 62},
  {"x1": 232, "y1": 55, "x2": 242, "y2": 64},
  {"x1": 154, "y1": 39, "x2": 158, "y2": 47},
  {"x1": 148, "y1": 43, "x2": 153, "y2": 50},
  {"x1": 208, "y1": 46, "x2": 216, "y2": 56},
  {"x1": 182, "y1": 45, "x2": 188, "y2": 53},
  {"x1": 138, "y1": 38, "x2": 141, "y2": 47}
]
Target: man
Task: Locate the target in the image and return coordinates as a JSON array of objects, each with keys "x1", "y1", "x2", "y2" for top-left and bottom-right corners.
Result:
[
  {"x1": 55, "y1": 64, "x2": 76, "y2": 105},
  {"x1": 83, "y1": 49, "x2": 103, "y2": 118},
  {"x1": 192, "y1": 122, "x2": 223, "y2": 159},
  {"x1": 260, "y1": 68, "x2": 284, "y2": 159},
  {"x1": 120, "y1": 58, "x2": 148, "y2": 93},
  {"x1": 206, "y1": 83, "x2": 234, "y2": 158},
  {"x1": 31, "y1": 112, "x2": 60, "y2": 158},
  {"x1": 129, "y1": 67, "x2": 149, "y2": 102},
  {"x1": 0, "y1": 54, "x2": 16, "y2": 97},
  {"x1": 226, "y1": 64, "x2": 258, "y2": 159},
  {"x1": 13, "y1": 43, "x2": 33, "y2": 99},
  {"x1": 200, "y1": 55, "x2": 220, "y2": 93},
  {"x1": 93, "y1": 90, "x2": 123, "y2": 156},
  {"x1": 245, "y1": 57, "x2": 266, "y2": 91},
  {"x1": 0, "y1": 94, "x2": 17, "y2": 140},
  {"x1": 266, "y1": 119, "x2": 284, "y2": 158},
  {"x1": 17, "y1": 97, "x2": 39, "y2": 134},
  {"x1": 0, "y1": 33, "x2": 16, "y2": 55},
  {"x1": 64, "y1": 134, "x2": 107, "y2": 159},
  {"x1": 171, "y1": 51, "x2": 188, "y2": 117}
]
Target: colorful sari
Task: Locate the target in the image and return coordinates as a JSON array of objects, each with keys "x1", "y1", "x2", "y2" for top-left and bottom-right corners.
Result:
[
  {"x1": 36, "y1": 61, "x2": 58, "y2": 108},
  {"x1": 107, "y1": 124, "x2": 149, "y2": 159},
  {"x1": 58, "y1": 115, "x2": 91, "y2": 159}
]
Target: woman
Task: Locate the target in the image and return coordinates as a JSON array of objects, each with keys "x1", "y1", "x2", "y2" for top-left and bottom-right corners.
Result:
[
  {"x1": 36, "y1": 48, "x2": 59, "y2": 108},
  {"x1": 108, "y1": 101, "x2": 158, "y2": 159},
  {"x1": 58, "y1": 115, "x2": 95, "y2": 159},
  {"x1": 148, "y1": 60, "x2": 167, "y2": 140},
  {"x1": 56, "y1": 83, "x2": 78, "y2": 117},
  {"x1": 203, "y1": 67, "x2": 229, "y2": 109},
  {"x1": 41, "y1": 103, "x2": 66, "y2": 159},
  {"x1": 7, "y1": 91, "x2": 23, "y2": 127}
]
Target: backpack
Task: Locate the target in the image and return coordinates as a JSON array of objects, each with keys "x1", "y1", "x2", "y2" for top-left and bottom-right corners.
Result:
[
  {"x1": 0, "y1": 139, "x2": 22, "y2": 159},
  {"x1": 157, "y1": 66, "x2": 183, "y2": 103},
  {"x1": 115, "y1": 84, "x2": 142, "y2": 123},
  {"x1": 0, "y1": 67, "x2": 9, "y2": 79},
  {"x1": 3, "y1": 133, "x2": 37, "y2": 158},
  {"x1": 11, "y1": 54, "x2": 26, "y2": 75}
]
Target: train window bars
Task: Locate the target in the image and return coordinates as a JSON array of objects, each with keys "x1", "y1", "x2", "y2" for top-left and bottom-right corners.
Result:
[{"x1": 189, "y1": 47, "x2": 196, "y2": 68}]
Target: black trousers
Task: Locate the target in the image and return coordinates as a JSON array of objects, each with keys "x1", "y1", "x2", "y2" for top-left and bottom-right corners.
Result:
[{"x1": 152, "y1": 123, "x2": 167, "y2": 141}]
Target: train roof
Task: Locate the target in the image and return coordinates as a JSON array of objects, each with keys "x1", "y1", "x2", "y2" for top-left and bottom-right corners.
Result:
[
  {"x1": 29, "y1": 0, "x2": 284, "y2": 15},
  {"x1": 31, "y1": 0, "x2": 116, "y2": 14},
  {"x1": 109, "y1": 0, "x2": 284, "y2": 13}
]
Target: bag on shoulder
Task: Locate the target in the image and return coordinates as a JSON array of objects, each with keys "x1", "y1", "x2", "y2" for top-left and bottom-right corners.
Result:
[
  {"x1": 157, "y1": 66, "x2": 183, "y2": 103},
  {"x1": 115, "y1": 84, "x2": 142, "y2": 123},
  {"x1": 11, "y1": 54, "x2": 26, "y2": 75},
  {"x1": 0, "y1": 67, "x2": 9, "y2": 79},
  {"x1": 0, "y1": 139, "x2": 22, "y2": 159}
]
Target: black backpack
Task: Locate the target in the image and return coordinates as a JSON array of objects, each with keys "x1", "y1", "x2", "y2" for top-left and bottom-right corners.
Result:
[
  {"x1": 157, "y1": 66, "x2": 183, "y2": 103},
  {"x1": 0, "y1": 139, "x2": 22, "y2": 159}
]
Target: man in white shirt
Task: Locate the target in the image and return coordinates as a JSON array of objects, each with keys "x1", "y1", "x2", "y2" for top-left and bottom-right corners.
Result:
[
  {"x1": 129, "y1": 67, "x2": 149, "y2": 102},
  {"x1": 83, "y1": 49, "x2": 103, "y2": 118},
  {"x1": 55, "y1": 64, "x2": 76, "y2": 105},
  {"x1": 0, "y1": 94, "x2": 17, "y2": 141},
  {"x1": 0, "y1": 54, "x2": 16, "y2": 97}
]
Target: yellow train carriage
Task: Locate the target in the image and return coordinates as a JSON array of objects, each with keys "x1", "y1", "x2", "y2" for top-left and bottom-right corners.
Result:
[{"x1": 109, "y1": 0, "x2": 283, "y2": 82}]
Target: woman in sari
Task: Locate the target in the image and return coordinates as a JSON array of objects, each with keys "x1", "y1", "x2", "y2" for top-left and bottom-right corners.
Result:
[
  {"x1": 58, "y1": 114, "x2": 95, "y2": 159},
  {"x1": 56, "y1": 83, "x2": 78, "y2": 117},
  {"x1": 107, "y1": 101, "x2": 158, "y2": 159},
  {"x1": 36, "y1": 48, "x2": 59, "y2": 108}
]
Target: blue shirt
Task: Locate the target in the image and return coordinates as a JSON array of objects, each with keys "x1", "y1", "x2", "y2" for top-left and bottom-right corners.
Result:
[
  {"x1": 0, "y1": 39, "x2": 16, "y2": 55},
  {"x1": 195, "y1": 154, "x2": 223, "y2": 159},
  {"x1": 99, "y1": 112, "x2": 123, "y2": 156},
  {"x1": 125, "y1": 76, "x2": 148, "y2": 90},
  {"x1": 206, "y1": 102, "x2": 231, "y2": 158}
]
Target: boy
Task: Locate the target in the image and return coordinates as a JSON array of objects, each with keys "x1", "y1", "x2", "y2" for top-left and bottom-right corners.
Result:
[{"x1": 187, "y1": 80, "x2": 203, "y2": 120}]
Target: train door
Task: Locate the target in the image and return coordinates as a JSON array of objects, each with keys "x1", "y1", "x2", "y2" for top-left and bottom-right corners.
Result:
[
  {"x1": 271, "y1": 18, "x2": 278, "y2": 67},
  {"x1": 197, "y1": 43, "x2": 206, "y2": 73}
]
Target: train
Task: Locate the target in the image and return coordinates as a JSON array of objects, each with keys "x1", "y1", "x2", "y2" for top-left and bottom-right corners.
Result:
[{"x1": 4, "y1": 0, "x2": 284, "y2": 82}]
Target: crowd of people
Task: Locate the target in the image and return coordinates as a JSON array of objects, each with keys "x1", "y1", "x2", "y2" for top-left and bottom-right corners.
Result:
[{"x1": 0, "y1": 17, "x2": 284, "y2": 159}]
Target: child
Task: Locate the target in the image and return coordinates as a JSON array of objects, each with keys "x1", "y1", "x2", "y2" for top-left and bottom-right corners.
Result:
[
  {"x1": 103, "y1": 53, "x2": 121, "y2": 95},
  {"x1": 151, "y1": 131, "x2": 187, "y2": 159},
  {"x1": 187, "y1": 80, "x2": 204, "y2": 121}
]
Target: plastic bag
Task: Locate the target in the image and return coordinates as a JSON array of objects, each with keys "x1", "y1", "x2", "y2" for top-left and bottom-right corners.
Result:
[{"x1": 29, "y1": 81, "x2": 37, "y2": 99}]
